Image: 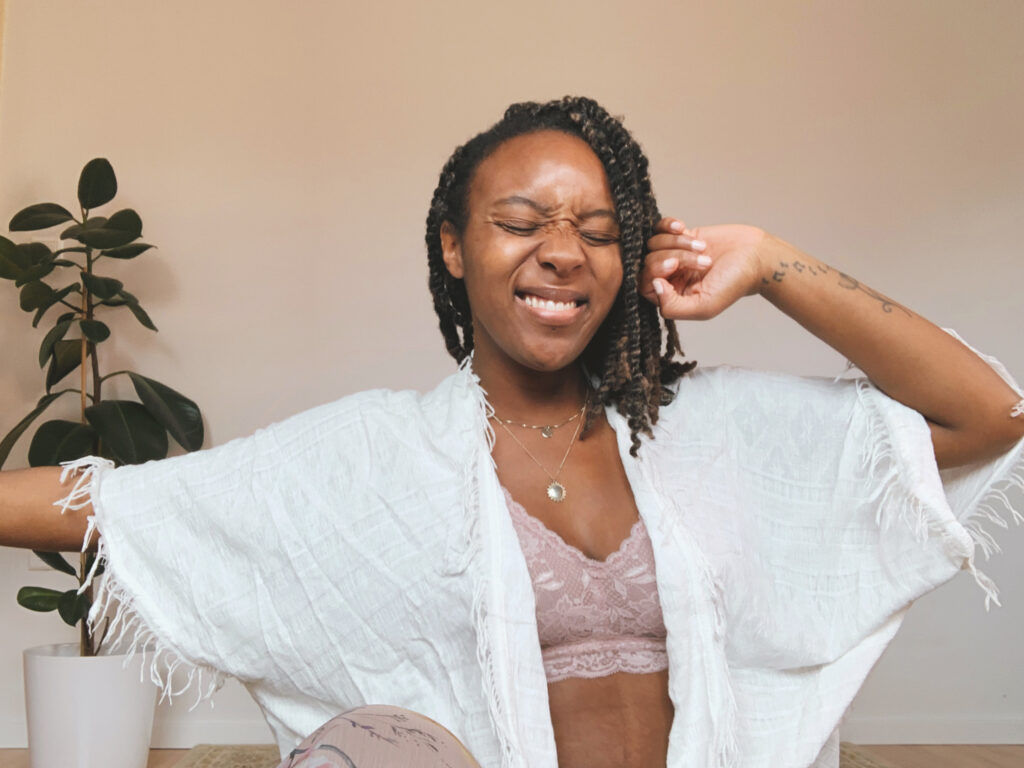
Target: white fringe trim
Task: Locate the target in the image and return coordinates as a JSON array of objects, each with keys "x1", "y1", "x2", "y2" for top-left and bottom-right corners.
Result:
[
  {"x1": 56, "y1": 456, "x2": 226, "y2": 709},
  {"x1": 443, "y1": 357, "x2": 520, "y2": 768},
  {"x1": 855, "y1": 381, "x2": 1024, "y2": 613},
  {"x1": 957, "y1": 467, "x2": 1024, "y2": 611}
]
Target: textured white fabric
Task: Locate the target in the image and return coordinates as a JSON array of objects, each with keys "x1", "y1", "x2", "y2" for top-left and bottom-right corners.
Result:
[{"x1": 67, "y1": 353, "x2": 1024, "y2": 768}]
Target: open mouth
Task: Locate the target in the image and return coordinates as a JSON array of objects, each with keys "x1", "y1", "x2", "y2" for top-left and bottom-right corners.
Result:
[
  {"x1": 517, "y1": 293, "x2": 585, "y2": 312},
  {"x1": 514, "y1": 290, "x2": 588, "y2": 325}
]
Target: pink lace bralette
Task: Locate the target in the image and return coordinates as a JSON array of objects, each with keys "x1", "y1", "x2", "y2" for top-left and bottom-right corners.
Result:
[{"x1": 503, "y1": 487, "x2": 668, "y2": 684}]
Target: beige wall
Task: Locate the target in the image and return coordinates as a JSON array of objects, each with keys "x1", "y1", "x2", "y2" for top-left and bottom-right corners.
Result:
[{"x1": 1, "y1": 0, "x2": 1021, "y2": 747}]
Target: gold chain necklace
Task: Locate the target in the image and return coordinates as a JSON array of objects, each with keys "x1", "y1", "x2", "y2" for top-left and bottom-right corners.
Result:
[
  {"x1": 491, "y1": 400, "x2": 587, "y2": 502},
  {"x1": 492, "y1": 401, "x2": 586, "y2": 438}
]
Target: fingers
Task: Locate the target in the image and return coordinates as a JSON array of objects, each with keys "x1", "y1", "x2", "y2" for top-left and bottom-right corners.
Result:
[
  {"x1": 651, "y1": 218, "x2": 706, "y2": 252},
  {"x1": 650, "y1": 276, "x2": 712, "y2": 320}
]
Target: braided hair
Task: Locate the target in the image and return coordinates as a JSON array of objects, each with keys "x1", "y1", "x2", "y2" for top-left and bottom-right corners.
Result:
[{"x1": 425, "y1": 96, "x2": 695, "y2": 455}]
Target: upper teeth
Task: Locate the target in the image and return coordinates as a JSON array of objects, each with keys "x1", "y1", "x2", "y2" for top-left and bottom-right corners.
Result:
[{"x1": 524, "y1": 295, "x2": 577, "y2": 311}]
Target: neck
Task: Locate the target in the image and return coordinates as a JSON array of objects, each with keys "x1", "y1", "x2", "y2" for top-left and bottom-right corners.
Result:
[{"x1": 470, "y1": 349, "x2": 589, "y2": 424}]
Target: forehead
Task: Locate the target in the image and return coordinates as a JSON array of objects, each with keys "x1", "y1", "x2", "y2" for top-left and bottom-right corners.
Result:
[{"x1": 469, "y1": 130, "x2": 614, "y2": 213}]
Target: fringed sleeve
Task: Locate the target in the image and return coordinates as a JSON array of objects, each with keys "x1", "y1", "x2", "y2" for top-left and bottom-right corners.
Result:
[
  {"x1": 653, "y1": 343, "x2": 1023, "y2": 768},
  {"x1": 57, "y1": 386, "x2": 473, "y2": 714}
]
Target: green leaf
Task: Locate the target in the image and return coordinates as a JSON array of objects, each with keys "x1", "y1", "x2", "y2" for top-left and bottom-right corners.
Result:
[
  {"x1": 102, "y1": 242, "x2": 153, "y2": 260},
  {"x1": 80, "y1": 273, "x2": 123, "y2": 299},
  {"x1": 39, "y1": 318, "x2": 73, "y2": 367},
  {"x1": 85, "y1": 400, "x2": 168, "y2": 465},
  {"x1": 129, "y1": 373, "x2": 204, "y2": 451},
  {"x1": 0, "y1": 235, "x2": 30, "y2": 280},
  {"x1": 118, "y1": 289, "x2": 158, "y2": 331},
  {"x1": 46, "y1": 339, "x2": 87, "y2": 391},
  {"x1": 76, "y1": 227, "x2": 135, "y2": 250},
  {"x1": 57, "y1": 589, "x2": 90, "y2": 627},
  {"x1": 19, "y1": 281, "x2": 55, "y2": 311},
  {"x1": 75, "y1": 210, "x2": 141, "y2": 250},
  {"x1": 32, "y1": 283, "x2": 80, "y2": 328},
  {"x1": 0, "y1": 392, "x2": 67, "y2": 469},
  {"x1": 9, "y1": 203, "x2": 75, "y2": 232},
  {"x1": 33, "y1": 551, "x2": 78, "y2": 576},
  {"x1": 79, "y1": 319, "x2": 110, "y2": 343},
  {"x1": 78, "y1": 158, "x2": 117, "y2": 209},
  {"x1": 14, "y1": 262, "x2": 54, "y2": 287},
  {"x1": 105, "y1": 209, "x2": 142, "y2": 238},
  {"x1": 28, "y1": 420, "x2": 97, "y2": 466},
  {"x1": 17, "y1": 586, "x2": 62, "y2": 612},
  {"x1": 19, "y1": 241, "x2": 54, "y2": 265}
]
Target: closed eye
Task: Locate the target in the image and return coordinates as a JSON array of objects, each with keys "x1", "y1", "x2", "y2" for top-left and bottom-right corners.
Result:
[
  {"x1": 494, "y1": 220, "x2": 541, "y2": 236},
  {"x1": 579, "y1": 231, "x2": 620, "y2": 246}
]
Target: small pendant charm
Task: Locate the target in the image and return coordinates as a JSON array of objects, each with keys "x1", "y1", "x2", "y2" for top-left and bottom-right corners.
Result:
[
  {"x1": 546, "y1": 481, "x2": 566, "y2": 502},
  {"x1": 541, "y1": 426, "x2": 554, "y2": 438}
]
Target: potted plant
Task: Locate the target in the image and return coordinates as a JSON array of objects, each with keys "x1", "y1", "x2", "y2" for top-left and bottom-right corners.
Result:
[{"x1": 0, "y1": 158, "x2": 206, "y2": 768}]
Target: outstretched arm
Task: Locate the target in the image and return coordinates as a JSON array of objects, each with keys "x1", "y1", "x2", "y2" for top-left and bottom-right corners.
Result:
[
  {"x1": 641, "y1": 219, "x2": 1024, "y2": 469},
  {"x1": 0, "y1": 467, "x2": 95, "y2": 551}
]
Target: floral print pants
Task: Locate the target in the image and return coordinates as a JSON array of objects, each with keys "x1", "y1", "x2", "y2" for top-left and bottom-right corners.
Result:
[{"x1": 277, "y1": 705, "x2": 482, "y2": 768}]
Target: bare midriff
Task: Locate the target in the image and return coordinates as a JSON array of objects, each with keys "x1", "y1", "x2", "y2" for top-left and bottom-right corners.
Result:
[{"x1": 547, "y1": 669, "x2": 674, "y2": 768}]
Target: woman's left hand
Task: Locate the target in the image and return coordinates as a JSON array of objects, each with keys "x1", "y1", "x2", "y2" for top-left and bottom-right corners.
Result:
[{"x1": 640, "y1": 218, "x2": 770, "y2": 321}]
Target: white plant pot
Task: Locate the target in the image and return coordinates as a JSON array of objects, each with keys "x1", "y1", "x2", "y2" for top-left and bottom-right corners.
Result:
[{"x1": 24, "y1": 642, "x2": 158, "y2": 768}]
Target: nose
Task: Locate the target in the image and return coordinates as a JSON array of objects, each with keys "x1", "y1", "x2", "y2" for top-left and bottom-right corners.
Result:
[{"x1": 536, "y1": 223, "x2": 586, "y2": 276}]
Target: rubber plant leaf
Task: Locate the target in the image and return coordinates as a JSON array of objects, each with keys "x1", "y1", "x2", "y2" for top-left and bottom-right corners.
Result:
[
  {"x1": 79, "y1": 319, "x2": 111, "y2": 343},
  {"x1": 57, "y1": 589, "x2": 91, "y2": 627},
  {"x1": 102, "y1": 243, "x2": 154, "y2": 260},
  {"x1": 0, "y1": 391, "x2": 67, "y2": 469},
  {"x1": 117, "y1": 289, "x2": 158, "y2": 331},
  {"x1": 76, "y1": 209, "x2": 142, "y2": 250},
  {"x1": 32, "y1": 551, "x2": 77, "y2": 577},
  {"x1": 28, "y1": 419, "x2": 97, "y2": 467},
  {"x1": 16, "y1": 586, "x2": 62, "y2": 612},
  {"x1": 80, "y1": 273, "x2": 124, "y2": 300},
  {"x1": 19, "y1": 281, "x2": 55, "y2": 312},
  {"x1": 9, "y1": 203, "x2": 75, "y2": 232},
  {"x1": 130, "y1": 373, "x2": 205, "y2": 451},
  {"x1": 0, "y1": 235, "x2": 30, "y2": 280},
  {"x1": 46, "y1": 339, "x2": 87, "y2": 391},
  {"x1": 77, "y1": 158, "x2": 117, "y2": 210},
  {"x1": 32, "y1": 283, "x2": 79, "y2": 328},
  {"x1": 85, "y1": 400, "x2": 168, "y2": 465},
  {"x1": 38, "y1": 319, "x2": 74, "y2": 367}
]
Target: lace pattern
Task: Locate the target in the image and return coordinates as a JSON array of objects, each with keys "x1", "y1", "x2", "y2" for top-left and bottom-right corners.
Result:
[{"x1": 503, "y1": 488, "x2": 668, "y2": 683}]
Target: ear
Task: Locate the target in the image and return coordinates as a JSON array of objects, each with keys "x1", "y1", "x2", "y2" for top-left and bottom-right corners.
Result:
[{"x1": 440, "y1": 221, "x2": 465, "y2": 279}]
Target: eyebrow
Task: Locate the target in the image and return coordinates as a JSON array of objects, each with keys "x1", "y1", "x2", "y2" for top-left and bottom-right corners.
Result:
[{"x1": 493, "y1": 195, "x2": 618, "y2": 222}]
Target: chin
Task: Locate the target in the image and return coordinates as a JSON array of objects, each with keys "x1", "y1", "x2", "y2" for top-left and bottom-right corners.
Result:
[{"x1": 517, "y1": 344, "x2": 587, "y2": 373}]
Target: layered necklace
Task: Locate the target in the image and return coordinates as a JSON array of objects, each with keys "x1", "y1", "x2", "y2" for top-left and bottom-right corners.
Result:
[{"x1": 490, "y1": 396, "x2": 588, "y2": 503}]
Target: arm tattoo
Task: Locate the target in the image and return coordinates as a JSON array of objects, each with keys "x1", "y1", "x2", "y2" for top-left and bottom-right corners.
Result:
[
  {"x1": 767, "y1": 259, "x2": 913, "y2": 317},
  {"x1": 837, "y1": 272, "x2": 913, "y2": 316}
]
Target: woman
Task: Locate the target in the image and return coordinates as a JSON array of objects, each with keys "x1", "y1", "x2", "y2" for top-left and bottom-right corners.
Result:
[{"x1": 2, "y1": 97, "x2": 1022, "y2": 768}]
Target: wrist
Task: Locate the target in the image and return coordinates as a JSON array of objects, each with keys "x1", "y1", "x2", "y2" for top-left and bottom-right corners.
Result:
[{"x1": 754, "y1": 233, "x2": 796, "y2": 298}]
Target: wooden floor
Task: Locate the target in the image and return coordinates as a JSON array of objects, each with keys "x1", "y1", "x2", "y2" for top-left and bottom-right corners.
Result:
[
  {"x1": 856, "y1": 744, "x2": 1024, "y2": 768},
  {"x1": 0, "y1": 745, "x2": 1022, "y2": 767}
]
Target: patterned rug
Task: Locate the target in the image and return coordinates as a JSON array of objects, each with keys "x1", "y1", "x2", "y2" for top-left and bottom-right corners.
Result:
[{"x1": 175, "y1": 741, "x2": 900, "y2": 767}]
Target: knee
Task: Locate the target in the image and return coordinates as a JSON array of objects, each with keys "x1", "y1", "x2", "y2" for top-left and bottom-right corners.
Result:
[{"x1": 285, "y1": 705, "x2": 480, "y2": 768}]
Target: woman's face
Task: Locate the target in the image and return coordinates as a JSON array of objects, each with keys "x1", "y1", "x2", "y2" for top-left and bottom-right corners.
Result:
[{"x1": 440, "y1": 130, "x2": 623, "y2": 374}]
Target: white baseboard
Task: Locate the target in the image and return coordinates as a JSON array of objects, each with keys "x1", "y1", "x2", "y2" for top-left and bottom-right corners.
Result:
[
  {"x1": 150, "y1": 717, "x2": 275, "y2": 748},
  {"x1": 841, "y1": 715, "x2": 1024, "y2": 744}
]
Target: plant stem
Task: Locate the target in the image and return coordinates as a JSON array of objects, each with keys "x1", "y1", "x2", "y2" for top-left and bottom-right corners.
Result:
[{"x1": 79, "y1": 246, "x2": 99, "y2": 657}]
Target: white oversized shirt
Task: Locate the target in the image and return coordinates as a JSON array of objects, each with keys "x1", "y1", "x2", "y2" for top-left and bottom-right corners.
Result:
[{"x1": 65, "y1": 353, "x2": 1023, "y2": 768}]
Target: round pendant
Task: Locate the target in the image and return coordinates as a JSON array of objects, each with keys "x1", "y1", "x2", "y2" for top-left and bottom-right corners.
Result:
[
  {"x1": 546, "y1": 481, "x2": 566, "y2": 502},
  {"x1": 541, "y1": 426, "x2": 554, "y2": 438}
]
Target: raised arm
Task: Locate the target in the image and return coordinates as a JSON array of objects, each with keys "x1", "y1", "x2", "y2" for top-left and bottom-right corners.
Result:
[
  {"x1": 641, "y1": 219, "x2": 1024, "y2": 469},
  {"x1": 0, "y1": 466, "x2": 96, "y2": 551}
]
